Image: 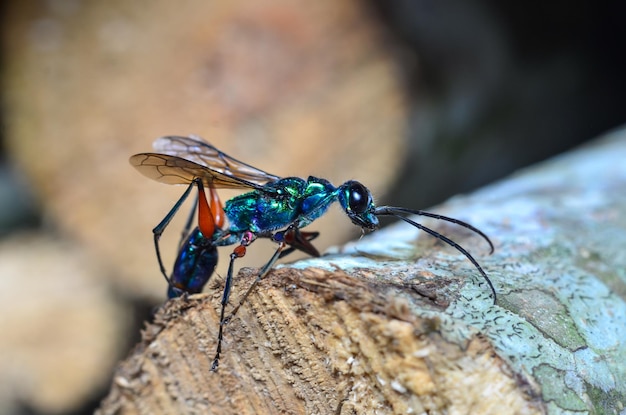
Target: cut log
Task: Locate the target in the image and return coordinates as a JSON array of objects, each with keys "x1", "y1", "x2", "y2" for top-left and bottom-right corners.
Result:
[{"x1": 98, "y1": 127, "x2": 626, "y2": 414}]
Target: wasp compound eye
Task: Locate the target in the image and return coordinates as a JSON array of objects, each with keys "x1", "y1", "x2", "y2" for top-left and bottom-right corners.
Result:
[{"x1": 347, "y1": 181, "x2": 370, "y2": 214}]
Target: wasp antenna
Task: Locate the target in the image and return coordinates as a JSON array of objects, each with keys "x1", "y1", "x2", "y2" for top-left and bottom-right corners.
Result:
[
  {"x1": 376, "y1": 210, "x2": 496, "y2": 304},
  {"x1": 375, "y1": 206, "x2": 494, "y2": 254}
]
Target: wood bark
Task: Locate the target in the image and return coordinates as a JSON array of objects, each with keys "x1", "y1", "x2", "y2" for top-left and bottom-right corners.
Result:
[{"x1": 98, "y1": 128, "x2": 626, "y2": 415}]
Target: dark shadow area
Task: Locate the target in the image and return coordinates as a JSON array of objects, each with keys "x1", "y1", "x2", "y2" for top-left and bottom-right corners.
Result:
[{"x1": 367, "y1": 0, "x2": 626, "y2": 209}]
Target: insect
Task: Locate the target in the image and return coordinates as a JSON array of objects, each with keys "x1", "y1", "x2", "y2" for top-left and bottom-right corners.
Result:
[{"x1": 130, "y1": 135, "x2": 495, "y2": 370}]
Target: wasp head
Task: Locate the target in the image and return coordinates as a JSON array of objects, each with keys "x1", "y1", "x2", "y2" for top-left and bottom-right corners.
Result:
[{"x1": 338, "y1": 181, "x2": 379, "y2": 231}]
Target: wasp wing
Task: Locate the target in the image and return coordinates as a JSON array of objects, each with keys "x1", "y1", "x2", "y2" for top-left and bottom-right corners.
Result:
[
  {"x1": 129, "y1": 153, "x2": 263, "y2": 190},
  {"x1": 152, "y1": 135, "x2": 281, "y2": 185}
]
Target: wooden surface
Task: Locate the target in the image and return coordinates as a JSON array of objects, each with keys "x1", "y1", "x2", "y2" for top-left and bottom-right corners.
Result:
[
  {"x1": 99, "y1": 269, "x2": 541, "y2": 415},
  {"x1": 98, "y1": 128, "x2": 626, "y2": 414}
]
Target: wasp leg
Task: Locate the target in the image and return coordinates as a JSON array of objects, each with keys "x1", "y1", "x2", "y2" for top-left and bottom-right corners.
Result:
[
  {"x1": 152, "y1": 180, "x2": 197, "y2": 285},
  {"x1": 211, "y1": 231, "x2": 256, "y2": 371}
]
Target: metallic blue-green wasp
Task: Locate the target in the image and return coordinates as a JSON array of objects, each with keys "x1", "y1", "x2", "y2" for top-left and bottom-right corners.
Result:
[{"x1": 130, "y1": 135, "x2": 495, "y2": 370}]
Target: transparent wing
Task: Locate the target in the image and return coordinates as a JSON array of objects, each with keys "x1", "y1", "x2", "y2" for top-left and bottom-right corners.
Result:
[
  {"x1": 129, "y1": 153, "x2": 263, "y2": 190},
  {"x1": 152, "y1": 135, "x2": 281, "y2": 185}
]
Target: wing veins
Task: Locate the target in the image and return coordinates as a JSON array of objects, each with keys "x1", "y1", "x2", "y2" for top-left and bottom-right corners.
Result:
[
  {"x1": 151, "y1": 135, "x2": 280, "y2": 185},
  {"x1": 129, "y1": 153, "x2": 263, "y2": 190}
]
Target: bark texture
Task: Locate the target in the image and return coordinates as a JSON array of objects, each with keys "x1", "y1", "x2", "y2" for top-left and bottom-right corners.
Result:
[{"x1": 98, "y1": 128, "x2": 626, "y2": 414}]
